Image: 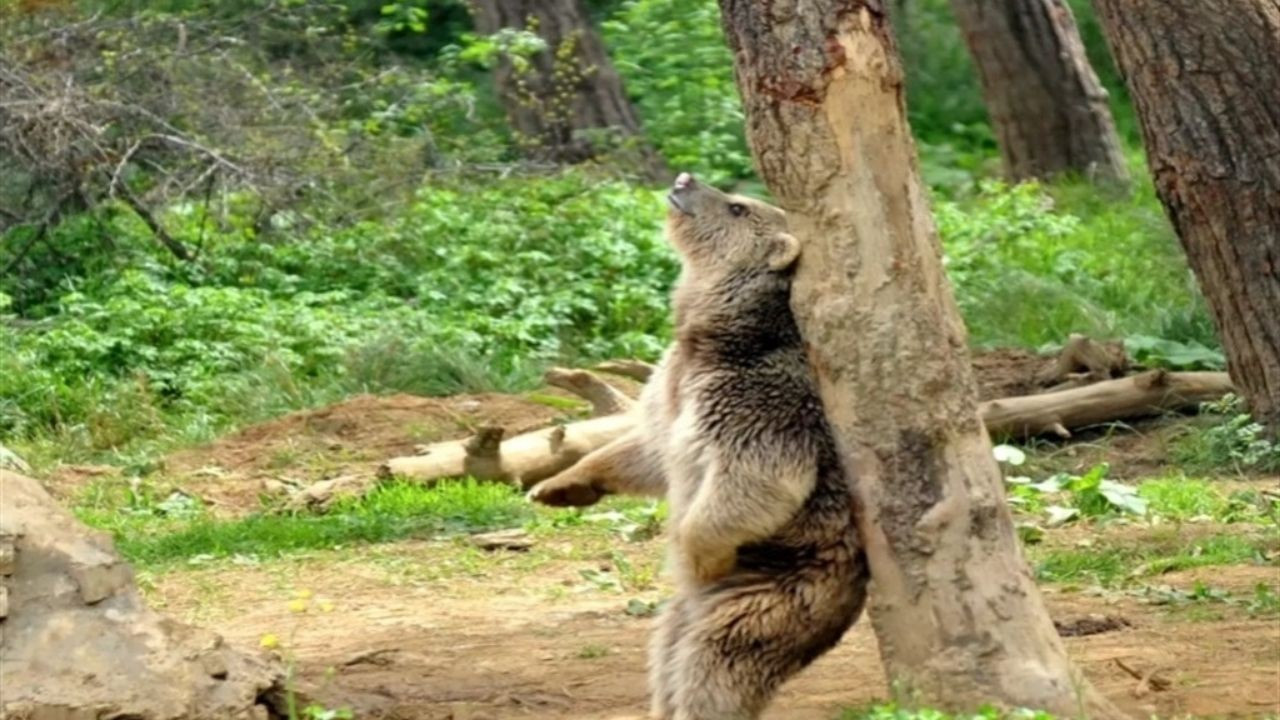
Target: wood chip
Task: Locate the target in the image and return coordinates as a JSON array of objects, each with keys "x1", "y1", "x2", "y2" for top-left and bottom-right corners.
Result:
[{"x1": 469, "y1": 529, "x2": 534, "y2": 551}]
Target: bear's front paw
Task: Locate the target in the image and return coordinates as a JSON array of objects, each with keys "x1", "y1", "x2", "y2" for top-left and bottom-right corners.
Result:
[{"x1": 526, "y1": 476, "x2": 606, "y2": 507}]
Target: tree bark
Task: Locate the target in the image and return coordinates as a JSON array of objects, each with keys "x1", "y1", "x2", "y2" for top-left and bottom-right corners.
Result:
[
  {"x1": 1092, "y1": 0, "x2": 1280, "y2": 433},
  {"x1": 716, "y1": 2, "x2": 1122, "y2": 714},
  {"x1": 468, "y1": 0, "x2": 665, "y2": 179},
  {"x1": 948, "y1": 0, "x2": 1129, "y2": 184}
]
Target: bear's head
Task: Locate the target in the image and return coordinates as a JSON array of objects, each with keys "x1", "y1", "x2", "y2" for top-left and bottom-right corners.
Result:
[{"x1": 665, "y1": 172, "x2": 799, "y2": 279}]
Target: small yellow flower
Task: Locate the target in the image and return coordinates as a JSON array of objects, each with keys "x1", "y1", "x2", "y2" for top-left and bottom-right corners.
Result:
[
  {"x1": 259, "y1": 633, "x2": 279, "y2": 649},
  {"x1": 288, "y1": 599, "x2": 308, "y2": 613},
  {"x1": 318, "y1": 599, "x2": 336, "y2": 613},
  {"x1": 294, "y1": 588, "x2": 314, "y2": 600}
]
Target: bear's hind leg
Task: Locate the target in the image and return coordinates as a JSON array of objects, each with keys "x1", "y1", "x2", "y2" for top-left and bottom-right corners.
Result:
[
  {"x1": 648, "y1": 595, "x2": 689, "y2": 720},
  {"x1": 669, "y1": 572, "x2": 862, "y2": 720}
]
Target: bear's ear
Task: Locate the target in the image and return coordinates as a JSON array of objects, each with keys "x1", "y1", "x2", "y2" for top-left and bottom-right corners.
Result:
[{"x1": 768, "y1": 232, "x2": 801, "y2": 271}]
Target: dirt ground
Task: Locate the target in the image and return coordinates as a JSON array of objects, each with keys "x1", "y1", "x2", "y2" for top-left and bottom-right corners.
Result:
[
  {"x1": 51, "y1": 349, "x2": 1280, "y2": 719},
  {"x1": 149, "y1": 538, "x2": 1280, "y2": 720}
]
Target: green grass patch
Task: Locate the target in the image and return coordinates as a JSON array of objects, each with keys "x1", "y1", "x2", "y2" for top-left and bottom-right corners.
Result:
[
  {"x1": 1035, "y1": 531, "x2": 1278, "y2": 586},
  {"x1": 838, "y1": 703, "x2": 1055, "y2": 720},
  {"x1": 77, "y1": 477, "x2": 670, "y2": 569},
  {"x1": 1137, "y1": 476, "x2": 1231, "y2": 520},
  {"x1": 80, "y1": 479, "x2": 533, "y2": 567}
]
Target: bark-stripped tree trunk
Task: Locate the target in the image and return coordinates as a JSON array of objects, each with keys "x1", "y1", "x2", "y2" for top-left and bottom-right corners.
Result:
[
  {"x1": 948, "y1": 0, "x2": 1129, "y2": 184},
  {"x1": 468, "y1": 0, "x2": 665, "y2": 179},
  {"x1": 717, "y1": 2, "x2": 1122, "y2": 714},
  {"x1": 1092, "y1": 0, "x2": 1280, "y2": 433}
]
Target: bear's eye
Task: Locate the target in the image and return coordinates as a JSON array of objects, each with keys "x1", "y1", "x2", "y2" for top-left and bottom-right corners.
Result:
[{"x1": 728, "y1": 203, "x2": 748, "y2": 217}]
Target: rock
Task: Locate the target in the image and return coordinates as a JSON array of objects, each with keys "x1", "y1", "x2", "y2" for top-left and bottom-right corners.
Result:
[
  {"x1": 0, "y1": 469, "x2": 283, "y2": 719},
  {"x1": 0, "y1": 443, "x2": 31, "y2": 474},
  {"x1": 0, "y1": 534, "x2": 15, "y2": 575}
]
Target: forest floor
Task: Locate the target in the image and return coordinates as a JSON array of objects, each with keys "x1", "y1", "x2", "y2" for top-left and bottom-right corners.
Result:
[{"x1": 51, "y1": 351, "x2": 1280, "y2": 720}]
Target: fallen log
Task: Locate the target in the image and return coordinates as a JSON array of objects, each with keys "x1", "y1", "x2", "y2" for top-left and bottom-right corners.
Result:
[
  {"x1": 378, "y1": 367, "x2": 635, "y2": 487},
  {"x1": 980, "y1": 370, "x2": 1233, "y2": 439},
  {"x1": 379, "y1": 367, "x2": 1232, "y2": 488},
  {"x1": 378, "y1": 414, "x2": 634, "y2": 487}
]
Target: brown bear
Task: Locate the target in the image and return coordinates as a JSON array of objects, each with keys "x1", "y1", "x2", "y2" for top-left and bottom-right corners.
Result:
[{"x1": 530, "y1": 173, "x2": 867, "y2": 720}]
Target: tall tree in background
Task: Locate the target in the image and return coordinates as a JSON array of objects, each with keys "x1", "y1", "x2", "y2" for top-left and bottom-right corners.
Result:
[
  {"x1": 469, "y1": 0, "x2": 664, "y2": 178},
  {"x1": 717, "y1": 1, "x2": 1122, "y2": 715},
  {"x1": 948, "y1": 0, "x2": 1129, "y2": 184},
  {"x1": 1092, "y1": 0, "x2": 1280, "y2": 433}
]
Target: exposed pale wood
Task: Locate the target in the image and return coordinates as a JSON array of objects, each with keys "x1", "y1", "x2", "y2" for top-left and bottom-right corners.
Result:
[
  {"x1": 379, "y1": 413, "x2": 633, "y2": 488},
  {"x1": 982, "y1": 371, "x2": 1233, "y2": 439},
  {"x1": 544, "y1": 367, "x2": 634, "y2": 416}
]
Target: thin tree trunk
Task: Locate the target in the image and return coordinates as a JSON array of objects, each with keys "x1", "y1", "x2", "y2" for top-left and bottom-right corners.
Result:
[
  {"x1": 717, "y1": 2, "x2": 1122, "y2": 715},
  {"x1": 468, "y1": 0, "x2": 665, "y2": 179},
  {"x1": 1092, "y1": 0, "x2": 1280, "y2": 433},
  {"x1": 949, "y1": 0, "x2": 1129, "y2": 184}
]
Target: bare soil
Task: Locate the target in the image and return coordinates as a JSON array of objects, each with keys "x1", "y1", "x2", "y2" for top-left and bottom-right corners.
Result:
[
  {"x1": 148, "y1": 539, "x2": 1280, "y2": 720},
  {"x1": 44, "y1": 359, "x2": 1280, "y2": 718}
]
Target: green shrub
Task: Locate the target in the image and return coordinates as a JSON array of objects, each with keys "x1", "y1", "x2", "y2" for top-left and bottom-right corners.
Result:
[
  {"x1": 1, "y1": 172, "x2": 675, "y2": 455},
  {"x1": 604, "y1": 0, "x2": 753, "y2": 183},
  {"x1": 936, "y1": 178, "x2": 1214, "y2": 349},
  {"x1": 1174, "y1": 395, "x2": 1280, "y2": 474}
]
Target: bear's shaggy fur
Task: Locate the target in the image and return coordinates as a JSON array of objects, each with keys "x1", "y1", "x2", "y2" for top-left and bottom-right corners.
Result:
[{"x1": 531, "y1": 173, "x2": 867, "y2": 720}]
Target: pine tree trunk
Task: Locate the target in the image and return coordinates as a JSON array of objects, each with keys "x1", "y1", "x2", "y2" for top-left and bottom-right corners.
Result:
[
  {"x1": 468, "y1": 0, "x2": 665, "y2": 179},
  {"x1": 1092, "y1": 0, "x2": 1280, "y2": 433},
  {"x1": 717, "y1": 2, "x2": 1123, "y2": 714},
  {"x1": 948, "y1": 0, "x2": 1129, "y2": 184}
]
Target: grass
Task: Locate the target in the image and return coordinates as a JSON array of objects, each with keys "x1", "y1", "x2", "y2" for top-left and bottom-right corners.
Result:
[
  {"x1": 78, "y1": 479, "x2": 532, "y2": 567},
  {"x1": 1034, "y1": 529, "x2": 1279, "y2": 586},
  {"x1": 76, "y1": 477, "x2": 668, "y2": 569},
  {"x1": 838, "y1": 703, "x2": 1056, "y2": 720}
]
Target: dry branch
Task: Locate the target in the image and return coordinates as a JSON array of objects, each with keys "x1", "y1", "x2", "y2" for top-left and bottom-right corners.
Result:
[
  {"x1": 592, "y1": 359, "x2": 655, "y2": 382},
  {"x1": 544, "y1": 367, "x2": 633, "y2": 416},
  {"x1": 1037, "y1": 333, "x2": 1128, "y2": 390},
  {"x1": 981, "y1": 370, "x2": 1233, "y2": 439}
]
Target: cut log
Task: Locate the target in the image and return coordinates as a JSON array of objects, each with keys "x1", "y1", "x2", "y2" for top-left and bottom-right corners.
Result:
[
  {"x1": 981, "y1": 370, "x2": 1233, "y2": 439},
  {"x1": 544, "y1": 367, "x2": 633, "y2": 416},
  {"x1": 378, "y1": 413, "x2": 633, "y2": 489}
]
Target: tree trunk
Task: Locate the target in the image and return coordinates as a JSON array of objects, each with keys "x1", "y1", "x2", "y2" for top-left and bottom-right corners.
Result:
[
  {"x1": 468, "y1": 0, "x2": 665, "y2": 179},
  {"x1": 948, "y1": 0, "x2": 1129, "y2": 184},
  {"x1": 1092, "y1": 0, "x2": 1280, "y2": 433},
  {"x1": 717, "y1": 2, "x2": 1122, "y2": 715}
]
